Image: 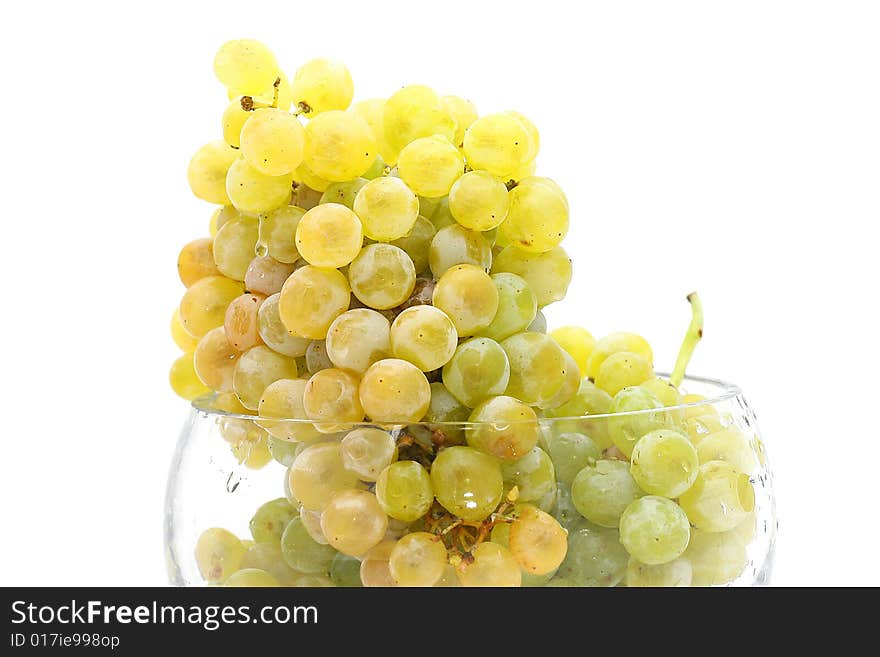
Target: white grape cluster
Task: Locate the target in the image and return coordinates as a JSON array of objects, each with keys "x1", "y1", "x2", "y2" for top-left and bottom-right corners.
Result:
[{"x1": 173, "y1": 40, "x2": 761, "y2": 588}]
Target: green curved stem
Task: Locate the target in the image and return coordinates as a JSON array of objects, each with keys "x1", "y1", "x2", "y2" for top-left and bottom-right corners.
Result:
[{"x1": 670, "y1": 292, "x2": 703, "y2": 387}]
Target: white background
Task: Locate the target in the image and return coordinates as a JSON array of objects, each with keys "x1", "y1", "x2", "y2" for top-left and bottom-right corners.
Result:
[{"x1": 0, "y1": 0, "x2": 877, "y2": 586}]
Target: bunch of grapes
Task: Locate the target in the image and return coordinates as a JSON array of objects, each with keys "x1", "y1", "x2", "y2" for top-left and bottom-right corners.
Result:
[{"x1": 173, "y1": 40, "x2": 760, "y2": 587}]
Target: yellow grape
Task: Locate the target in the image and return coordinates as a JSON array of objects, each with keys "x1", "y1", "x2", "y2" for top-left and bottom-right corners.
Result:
[
  {"x1": 295, "y1": 203, "x2": 364, "y2": 268},
  {"x1": 509, "y1": 504, "x2": 568, "y2": 575},
  {"x1": 223, "y1": 568, "x2": 280, "y2": 587},
  {"x1": 441, "y1": 337, "x2": 510, "y2": 408},
  {"x1": 233, "y1": 345, "x2": 299, "y2": 410},
  {"x1": 683, "y1": 413, "x2": 727, "y2": 446},
  {"x1": 244, "y1": 256, "x2": 295, "y2": 297},
  {"x1": 630, "y1": 429, "x2": 699, "y2": 498},
  {"x1": 681, "y1": 394, "x2": 720, "y2": 420},
  {"x1": 441, "y1": 95, "x2": 478, "y2": 146},
  {"x1": 586, "y1": 332, "x2": 654, "y2": 379},
  {"x1": 382, "y1": 85, "x2": 455, "y2": 155},
  {"x1": 502, "y1": 331, "x2": 568, "y2": 406},
  {"x1": 466, "y1": 396, "x2": 539, "y2": 461},
  {"x1": 503, "y1": 111, "x2": 540, "y2": 162},
  {"x1": 195, "y1": 528, "x2": 246, "y2": 583},
  {"x1": 257, "y1": 293, "x2": 310, "y2": 357},
  {"x1": 352, "y1": 98, "x2": 399, "y2": 165},
  {"x1": 389, "y1": 305, "x2": 458, "y2": 372},
  {"x1": 348, "y1": 243, "x2": 416, "y2": 310},
  {"x1": 696, "y1": 428, "x2": 757, "y2": 475},
  {"x1": 491, "y1": 246, "x2": 572, "y2": 308},
  {"x1": 291, "y1": 58, "x2": 354, "y2": 114},
  {"x1": 209, "y1": 205, "x2": 239, "y2": 237},
  {"x1": 549, "y1": 326, "x2": 595, "y2": 376},
  {"x1": 498, "y1": 177, "x2": 568, "y2": 253},
  {"x1": 278, "y1": 266, "x2": 351, "y2": 339},
  {"x1": 375, "y1": 461, "x2": 434, "y2": 522},
  {"x1": 213, "y1": 215, "x2": 259, "y2": 281},
  {"x1": 169, "y1": 352, "x2": 211, "y2": 400},
  {"x1": 294, "y1": 162, "x2": 332, "y2": 193},
  {"x1": 177, "y1": 238, "x2": 220, "y2": 287},
  {"x1": 685, "y1": 528, "x2": 748, "y2": 586},
  {"x1": 226, "y1": 158, "x2": 293, "y2": 215},
  {"x1": 302, "y1": 368, "x2": 365, "y2": 431},
  {"x1": 187, "y1": 140, "x2": 238, "y2": 205},
  {"x1": 193, "y1": 326, "x2": 241, "y2": 391},
  {"x1": 257, "y1": 378, "x2": 321, "y2": 443},
  {"x1": 171, "y1": 308, "x2": 198, "y2": 352},
  {"x1": 304, "y1": 110, "x2": 376, "y2": 182},
  {"x1": 360, "y1": 540, "x2": 398, "y2": 587},
  {"x1": 221, "y1": 97, "x2": 251, "y2": 148},
  {"x1": 477, "y1": 273, "x2": 537, "y2": 342},
  {"x1": 448, "y1": 170, "x2": 509, "y2": 231},
  {"x1": 456, "y1": 542, "x2": 521, "y2": 587},
  {"x1": 325, "y1": 309, "x2": 391, "y2": 373},
  {"x1": 430, "y1": 446, "x2": 503, "y2": 522},
  {"x1": 179, "y1": 275, "x2": 245, "y2": 339},
  {"x1": 359, "y1": 358, "x2": 431, "y2": 423},
  {"x1": 288, "y1": 442, "x2": 361, "y2": 511},
  {"x1": 397, "y1": 135, "x2": 464, "y2": 198},
  {"x1": 432, "y1": 264, "x2": 499, "y2": 336},
  {"x1": 639, "y1": 377, "x2": 681, "y2": 408},
  {"x1": 340, "y1": 428, "x2": 397, "y2": 481},
  {"x1": 353, "y1": 176, "x2": 419, "y2": 241},
  {"x1": 428, "y1": 224, "x2": 492, "y2": 279},
  {"x1": 463, "y1": 113, "x2": 535, "y2": 179},
  {"x1": 619, "y1": 496, "x2": 691, "y2": 566},
  {"x1": 240, "y1": 107, "x2": 307, "y2": 176},
  {"x1": 678, "y1": 461, "x2": 756, "y2": 533},
  {"x1": 389, "y1": 532, "x2": 448, "y2": 587},
  {"x1": 258, "y1": 205, "x2": 305, "y2": 264},
  {"x1": 213, "y1": 39, "x2": 279, "y2": 95},
  {"x1": 320, "y1": 490, "x2": 388, "y2": 557},
  {"x1": 595, "y1": 351, "x2": 655, "y2": 396},
  {"x1": 223, "y1": 293, "x2": 266, "y2": 351}
]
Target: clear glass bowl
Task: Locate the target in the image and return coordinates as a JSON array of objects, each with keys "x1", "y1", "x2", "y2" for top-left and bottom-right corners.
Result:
[{"x1": 165, "y1": 374, "x2": 776, "y2": 587}]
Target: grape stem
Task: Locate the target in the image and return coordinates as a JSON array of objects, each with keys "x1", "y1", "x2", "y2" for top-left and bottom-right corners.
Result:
[{"x1": 670, "y1": 292, "x2": 703, "y2": 387}]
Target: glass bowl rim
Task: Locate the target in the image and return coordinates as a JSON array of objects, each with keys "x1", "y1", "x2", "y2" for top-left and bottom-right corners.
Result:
[{"x1": 188, "y1": 372, "x2": 743, "y2": 427}]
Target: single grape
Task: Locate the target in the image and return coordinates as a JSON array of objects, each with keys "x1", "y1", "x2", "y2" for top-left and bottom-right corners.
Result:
[
  {"x1": 685, "y1": 527, "x2": 748, "y2": 586},
  {"x1": 330, "y1": 553, "x2": 364, "y2": 587},
  {"x1": 258, "y1": 205, "x2": 305, "y2": 264},
  {"x1": 222, "y1": 568, "x2": 279, "y2": 587},
  {"x1": 213, "y1": 215, "x2": 259, "y2": 281},
  {"x1": 546, "y1": 432, "x2": 601, "y2": 486},
  {"x1": 429, "y1": 224, "x2": 492, "y2": 278},
  {"x1": 352, "y1": 98, "x2": 399, "y2": 165},
  {"x1": 544, "y1": 379, "x2": 614, "y2": 445},
  {"x1": 382, "y1": 85, "x2": 455, "y2": 155},
  {"x1": 398, "y1": 135, "x2": 464, "y2": 198},
  {"x1": 305, "y1": 110, "x2": 376, "y2": 181},
  {"x1": 571, "y1": 459, "x2": 644, "y2": 528},
  {"x1": 305, "y1": 340, "x2": 334, "y2": 374},
  {"x1": 287, "y1": 442, "x2": 361, "y2": 511},
  {"x1": 390, "y1": 216, "x2": 436, "y2": 276},
  {"x1": 325, "y1": 308, "x2": 391, "y2": 373},
  {"x1": 595, "y1": 351, "x2": 654, "y2": 396},
  {"x1": 696, "y1": 428, "x2": 757, "y2": 475},
  {"x1": 683, "y1": 413, "x2": 727, "y2": 445},
  {"x1": 224, "y1": 293, "x2": 265, "y2": 351},
  {"x1": 549, "y1": 326, "x2": 595, "y2": 376},
  {"x1": 226, "y1": 158, "x2": 293, "y2": 215},
  {"x1": 639, "y1": 377, "x2": 681, "y2": 408},
  {"x1": 491, "y1": 246, "x2": 571, "y2": 307},
  {"x1": 375, "y1": 460, "x2": 434, "y2": 522},
  {"x1": 233, "y1": 345, "x2": 298, "y2": 410},
  {"x1": 244, "y1": 256, "x2": 295, "y2": 297},
  {"x1": 187, "y1": 140, "x2": 238, "y2": 205},
  {"x1": 295, "y1": 161, "x2": 332, "y2": 193},
  {"x1": 291, "y1": 58, "x2": 353, "y2": 114},
  {"x1": 256, "y1": 293, "x2": 310, "y2": 357},
  {"x1": 509, "y1": 504, "x2": 568, "y2": 575},
  {"x1": 359, "y1": 358, "x2": 430, "y2": 423},
  {"x1": 498, "y1": 177, "x2": 568, "y2": 253},
  {"x1": 279, "y1": 266, "x2": 350, "y2": 339},
  {"x1": 681, "y1": 394, "x2": 720, "y2": 420},
  {"x1": 527, "y1": 310, "x2": 547, "y2": 333},
  {"x1": 585, "y1": 332, "x2": 654, "y2": 379},
  {"x1": 556, "y1": 522, "x2": 628, "y2": 587},
  {"x1": 320, "y1": 489, "x2": 388, "y2": 557},
  {"x1": 626, "y1": 557, "x2": 693, "y2": 587},
  {"x1": 280, "y1": 517, "x2": 337, "y2": 574},
  {"x1": 448, "y1": 170, "x2": 509, "y2": 231},
  {"x1": 348, "y1": 243, "x2": 416, "y2": 310},
  {"x1": 299, "y1": 507, "x2": 329, "y2": 545},
  {"x1": 193, "y1": 326, "x2": 241, "y2": 391},
  {"x1": 433, "y1": 264, "x2": 499, "y2": 336},
  {"x1": 619, "y1": 496, "x2": 691, "y2": 565},
  {"x1": 178, "y1": 238, "x2": 221, "y2": 287},
  {"x1": 195, "y1": 528, "x2": 247, "y2": 583},
  {"x1": 467, "y1": 396, "x2": 539, "y2": 461},
  {"x1": 340, "y1": 428, "x2": 397, "y2": 481},
  {"x1": 171, "y1": 308, "x2": 199, "y2": 352},
  {"x1": 268, "y1": 436, "x2": 300, "y2": 467},
  {"x1": 441, "y1": 95, "x2": 478, "y2": 146},
  {"x1": 229, "y1": 426, "x2": 273, "y2": 469},
  {"x1": 389, "y1": 305, "x2": 458, "y2": 372},
  {"x1": 630, "y1": 429, "x2": 699, "y2": 498},
  {"x1": 441, "y1": 337, "x2": 510, "y2": 408},
  {"x1": 430, "y1": 446, "x2": 503, "y2": 522},
  {"x1": 302, "y1": 368, "x2": 364, "y2": 431},
  {"x1": 538, "y1": 349, "x2": 581, "y2": 410},
  {"x1": 456, "y1": 542, "x2": 521, "y2": 587},
  {"x1": 240, "y1": 107, "x2": 307, "y2": 176},
  {"x1": 213, "y1": 39, "x2": 279, "y2": 95},
  {"x1": 169, "y1": 352, "x2": 211, "y2": 400},
  {"x1": 353, "y1": 176, "x2": 419, "y2": 241},
  {"x1": 389, "y1": 532, "x2": 448, "y2": 587},
  {"x1": 678, "y1": 461, "x2": 755, "y2": 533},
  {"x1": 502, "y1": 331, "x2": 568, "y2": 406},
  {"x1": 501, "y1": 447, "x2": 557, "y2": 505},
  {"x1": 477, "y1": 273, "x2": 537, "y2": 342},
  {"x1": 360, "y1": 540, "x2": 398, "y2": 587},
  {"x1": 209, "y1": 205, "x2": 239, "y2": 237},
  {"x1": 221, "y1": 97, "x2": 251, "y2": 149},
  {"x1": 463, "y1": 112, "x2": 535, "y2": 179},
  {"x1": 249, "y1": 498, "x2": 299, "y2": 544},
  {"x1": 320, "y1": 178, "x2": 369, "y2": 210},
  {"x1": 179, "y1": 275, "x2": 246, "y2": 339}
]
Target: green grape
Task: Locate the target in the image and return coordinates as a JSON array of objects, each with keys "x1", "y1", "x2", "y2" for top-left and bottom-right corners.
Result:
[
  {"x1": 549, "y1": 326, "x2": 595, "y2": 376},
  {"x1": 463, "y1": 112, "x2": 535, "y2": 179},
  {"x1": 325, "y1": 309, "x2": 391, "y2": 373},
  {"x1": 240, "y1": 542, "x2": 301, "y2": 586},
  {"x1": 418, "y1": 194, "x2": 444, "y2": 219},
  {"x1": 389, "y1": 305, "x2": 458, "y2": 372},
  {"x1": 250, "y1": 498, "x2": 299, "y2": 544},
  {"x1": 607, "y1": 387, "x2": 673, "y2": 457},
  {"x1": 551, "y1": 484, "x2": 581, "y2": 529},
  {"x1": 213, "y1": 215, "x2": 259, "y2": 281},
  {"x1": 195, "y1": 528, "x2": 247, "y2": 583},
  {"x1": 491, "y1": 246, "x2": 571, "y2": 307},
  {"x1": 305, "y1": 340, "x2": 334, "y2": 374},
  {"x1": 302, "y1": 368, "x2": 364, "y2": 430},
  {"x1": 426, "y1": 382, "x2": 470, "y2": 423},
  {"x1": 259, "y1": 378, "x2": 321, "y2": 442},
  {"x1": 498, "y1": 177, "x2": 568, "y2": 253},
  {"x1": 696, "y1": 428, "x2": 757, "y2": 475},
  {"x1": 209, "y1": 205, "x2": 239, "y2": 237},
  {"x1": 319, "y1": 178, "x2": 369, "y2": 210},
  {"x1": 359, "y1": 358, "x2": 430, "y2": 423},
  {"x1": 683, "y1": 413, "x2": 727, "y2": 446},
  {"x1": 171, "y1": 308, "x2": 198, "y2": 352},
  {"x1": 509, "y1": 504, "x2": 568, "y2": 576},
  {"x1": 431, "y1": 446, "x2": 503, "y2": 522},
  {"x1": 389, "y1": 532, "x2": 448, "y2": 587},
  {"x1": 240, "y1": 107, "x2": 306, "y2": 176},
  {"x1": 187, "y1": 140, "x2": 238, "y2": 205},
  {"x1": 429, "y1": 224, "x2": 492, "y2": 279},
  {"x1": 299, "y1": 508, "x2": 329, "y2": 545},
  {"x1": 499, "y1": 447, "x2": 556, "y2": 503},
  {"x1": 256, "y1": 293, "x2": 310, "y2": 357},
  {"x1": 441, "y1": 95, "x2": 478, "y2": 146},
  {"x1": 456, "y1": 542, "x2": 521, "y2": 587},
  {"x1": 685, "y1": 528, "x2": 748, "y2": 586},
  {"x1": 361, "y1": 154, "x2": 386, "y2": 180},
  {"x1": 291, "y1": 58, "x2": 353, "y2": 114},
  {"x1": 619, "y1": 496, "x2": 691, "y2": 565},
  {"x1": 441, "y1": 337, "x2": 510, "y2": 408},
  {"x1": 571, "y1": 459, "x2": 644, "y2": 528},
  {"x1": 375, "y1": 461, "x2": 434, "y2": 522},
  {"x1": 586, "y1": 332, "x2": 654, "y2": 379},
  {"x1": 527, "y1": 310, "x2": 547, "y2": 332},
  {"x1": 233, "y1": 345, "x2": 298, "y2": 410},
  {"x1": 390, "y1": 216, "x2": 436, "y2": 276},
  {"x1": 595, "y1": 351, "x2": 654, "y2": 396},
  {"x1": 278, "y1": 266, "x2": 350, "y2": 339},
  {"x1": 397, "y1": 135, "x2": 464, "y2": 198},
  {"x1": 538, "y1": 349, "x2": 581, "y2": 410},
  {"x1": 320, "y1": 489, "x2": 388, "y2": 557},
  {"x1": 330, "y1": 553, "x2": 363, "y2": 587},
  {"x1": 223, "y1": 293, "x2": 265, "y2": 351},
  {"x1": 258, "y1": 205, "x2": 305, "y2": 264},
  {"x1": 630, "y1": 429, "x2": 699, "y2": 498},
  {"x1": 288, "y1": 442, "x2": 361, "y2": 511},
  {"x1": 678, "y1": 461, "x2": 755, "y2": 533},
  {"x1": 178, "y1": 238, "x2": 221, "y2": 287},
  {"x1": 502, "y1": 331, "x2": 568, "y2": 406},
  {"x1": 268, "y1": 436, "x2": 300, "y2": 467},
  {"x1": 467, "y1": 396, "x2": 539, "y2": 461},
  {"x1": 340, "y1": 428, "x2": 397, "y2": 481},
  {"x1": 348, "y1": 243, "x2": 416, "y2": 310},
  {"x1": 477, "y1": 273, "x2": 537, "y2": 342},
  {"x1": 193, "y1": 326, "x2": 241, "y2": 391},
  {"x1": 639, "y1": 377, "x2": 681, "y2": 408},
  {"x1": 305, "y1": 110, "x2": 376, "y2": 181},
  {"x1": 180, "y1": 275, "x2": 246, "y2": 339},
  {"x1": 556, "y1": 523, "x2": 629, "y2": 587},
  {"x1": 169, "y1": 352, "x2": 211, "y2": 400},
  {"x1": 223, "y1": 568, "x2": 279, "y2": 587},
  {"x1": 244, "y1": 256, "x2": 295, "y2": 297},
  {"x1": 360, "y1": 540, "x2": 398, "y2": 587},
  {"x1": 226, "y1": 158, "x2": 293, "y2": 215},
  {"x1": 448, "y1": 170, "x2": 509, "y2": 231},
  {"x1": 213, "y1": 39, "x2": 279, "y2": 95},
  {"x1": 626, "y1": 557, "x2": 693, "y2": 587},
  {"x1": 280, "y1": 517, "x2": 337, "y2": 574},
  {"x1": 221, "y1": 97, "x2": 251, "y2": 148},
  {"x1": 382, "y1": 85, "x2": 455, "y2": 155},
  {"x1": 294, "y1": 203, "x2": 363, "y2": 269},
  {"x1": 428, "y1": 197, "x2": 456, "y2": 230},
  {"x1": 546, "y1": 432, "x2": 601, "y2": 485},
  {"x1": 353, "y1": 176, "x2": 420, "y2": 241},
  {"x1": 432, "y1": 264, "x2": 499, "y2": 336}
]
